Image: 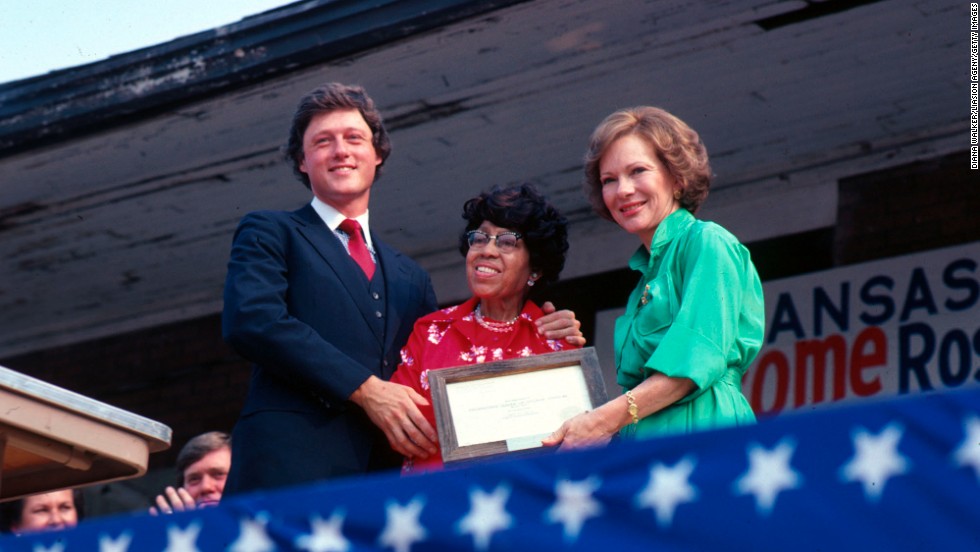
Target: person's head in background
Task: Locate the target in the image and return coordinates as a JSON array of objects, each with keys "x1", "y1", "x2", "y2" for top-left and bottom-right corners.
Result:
[
  {"x1": 0, "y1": 489, "x2": 82, "y2": 534},
  {"x1": 176, "y1": 431, "x2": 231, "y2": 507}
]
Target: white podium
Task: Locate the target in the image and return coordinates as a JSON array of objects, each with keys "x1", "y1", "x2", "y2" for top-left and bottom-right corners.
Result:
[{"x1": 0, "y1": 364, "x2": 171, "y2": 500}]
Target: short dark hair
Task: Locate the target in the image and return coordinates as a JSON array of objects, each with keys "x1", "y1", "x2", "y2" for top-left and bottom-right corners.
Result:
[
  {"x1": 0, "y1": 498, "x2": 23, "y2": 532},
  {"x1": 458, "y1": 183, "x2": 569, "y2": 288},
  {"x1": 284, "y1": 82, "x2": 392, "y2": 189},
  {"x1": 176, "y1": 431, "x2": 231, "y2": 487}
]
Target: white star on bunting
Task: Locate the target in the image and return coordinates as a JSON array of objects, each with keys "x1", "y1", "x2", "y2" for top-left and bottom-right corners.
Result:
[
  {"x1": 378, "y1": 497, "x2": 427, "y2": 552},
  {"x1": 635, "y1": 456, "x2": 699, "y2": 527},
  {"x1": 295, "y1": 512, "x2": 349, "y2": 552},
  {"x1": 734, "y1": 438, "x2": 802, "y2": 515},
  {"x1": 545, "y1": 476, "x2": 603, "y2": 542},
  {"x1": 31, "y1": 542, "x2": 65, "y2": 552},
  {"x1": 457, "y1": 485, "x2": 513, "y2": 551},
  {"x1": 229, "y1": 513, "x2": 276, "y2": 552},
  {"x1": 164, "y1": 521, "x2": 202, "y2": 552},
  {"x1": 99, "y1": 531, "x2": 132, "y2": 552},
  {"x1": 953, "y1": 415, "x2": 980, "y2": 481},
  {"x1": 840, "y1": 423, "x2": 910, "y2": 502}
]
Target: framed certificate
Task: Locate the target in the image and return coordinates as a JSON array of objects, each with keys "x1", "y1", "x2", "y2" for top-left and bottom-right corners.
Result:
[{"x1": 428, "y1": 347, "x2": 608, "y2": 465}]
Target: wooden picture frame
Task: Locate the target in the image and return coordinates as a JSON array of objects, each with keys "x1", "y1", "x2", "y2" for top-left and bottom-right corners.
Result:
[{"x1": 428, "y1": 347, "x2": 608, "y2": 465}]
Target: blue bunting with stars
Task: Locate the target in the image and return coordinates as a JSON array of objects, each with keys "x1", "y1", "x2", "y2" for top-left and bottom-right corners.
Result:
[{"x1": 3, "y1": 387, "x2": 979, "y2": 551}]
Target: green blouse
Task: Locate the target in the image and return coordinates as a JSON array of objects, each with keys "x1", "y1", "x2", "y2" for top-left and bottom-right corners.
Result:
[{"x1": 615, "y1": 208, "x2": 764, "y2": 439}]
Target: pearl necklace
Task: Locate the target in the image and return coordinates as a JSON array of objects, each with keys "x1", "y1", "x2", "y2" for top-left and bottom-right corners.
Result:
[{"x1": 474, "y1": 304, "x2": 519, "y2": 333}]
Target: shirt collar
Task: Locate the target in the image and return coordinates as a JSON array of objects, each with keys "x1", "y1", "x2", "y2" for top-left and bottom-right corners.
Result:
[
  {"x1": 311, "y1": 197, "x2": 374, "y2": 250},
  {"x1": 629, "y1": 208, "x2": 695, "y2": 271}
]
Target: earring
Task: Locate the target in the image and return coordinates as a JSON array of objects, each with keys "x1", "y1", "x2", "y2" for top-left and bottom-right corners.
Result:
[
  {"x1": 527, "y1": 273, "x2": 537, "y2": 287},
  {"x1": 673, "y1": 189, "x2": 682, "y2": 200}
]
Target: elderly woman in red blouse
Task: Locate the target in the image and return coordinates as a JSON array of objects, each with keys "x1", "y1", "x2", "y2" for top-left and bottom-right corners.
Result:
[{"x1": 391, "y1": 183, "x2": 583, "y2": 473}]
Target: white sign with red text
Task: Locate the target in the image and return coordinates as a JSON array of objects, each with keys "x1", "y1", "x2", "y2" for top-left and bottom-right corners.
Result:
[{"x1": 744, "y1": 241, "x2": 980, "y2": 416}]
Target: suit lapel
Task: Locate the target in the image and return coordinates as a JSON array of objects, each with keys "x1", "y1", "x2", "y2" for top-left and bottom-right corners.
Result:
[{"x1": 291, "y1": 205, "x2": 384, "y2": 346}]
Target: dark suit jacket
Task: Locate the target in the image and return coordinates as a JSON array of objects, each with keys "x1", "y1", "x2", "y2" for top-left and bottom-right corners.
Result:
[{"x1": 221, "y1": 204, "x2": 437, "y2": 494}]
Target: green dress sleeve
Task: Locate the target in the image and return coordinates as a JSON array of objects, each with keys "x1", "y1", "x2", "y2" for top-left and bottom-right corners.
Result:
[{"x1": 642, "y1": 222, "x2": 764, "y2": 402}]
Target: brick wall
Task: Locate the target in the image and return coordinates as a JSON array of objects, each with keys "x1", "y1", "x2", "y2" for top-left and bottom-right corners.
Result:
[{"x1": 1, "y1": 314, "x2": 248, "y2": 472}]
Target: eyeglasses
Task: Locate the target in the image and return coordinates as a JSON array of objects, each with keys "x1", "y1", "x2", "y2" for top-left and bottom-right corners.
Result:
[{"x1": 466, "y1": 230, "x2": 523, "y2": 252}]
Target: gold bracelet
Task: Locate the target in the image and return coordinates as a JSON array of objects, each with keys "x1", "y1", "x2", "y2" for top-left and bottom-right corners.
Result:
[{"x1": 625, "y1": 390, "x2": 639, "y2": 425}]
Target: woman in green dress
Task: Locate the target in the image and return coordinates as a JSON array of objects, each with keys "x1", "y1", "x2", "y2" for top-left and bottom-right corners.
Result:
[{"x1": 544, "y1": 106, "x2": 764, "y2": 448}]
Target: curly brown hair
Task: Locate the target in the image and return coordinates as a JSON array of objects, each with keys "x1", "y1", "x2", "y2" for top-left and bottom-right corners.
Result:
[{"x1": 583, "y1": 106, "x2": 712, "y2": 220}]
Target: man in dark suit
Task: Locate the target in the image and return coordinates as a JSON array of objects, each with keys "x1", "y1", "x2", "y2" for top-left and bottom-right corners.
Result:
[{"x1": 221, "y1": 83, "x2": 581, "y2": 494}]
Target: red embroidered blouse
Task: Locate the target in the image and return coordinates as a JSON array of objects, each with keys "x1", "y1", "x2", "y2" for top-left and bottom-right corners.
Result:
[{"x1": 389, "y1": 296, "x2": 578, "y2": 473}]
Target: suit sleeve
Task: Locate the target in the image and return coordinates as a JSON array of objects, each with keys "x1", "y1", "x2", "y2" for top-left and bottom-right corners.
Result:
[{"x1": 221, "y1": 212, "x2": 374, "y2": 404}]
